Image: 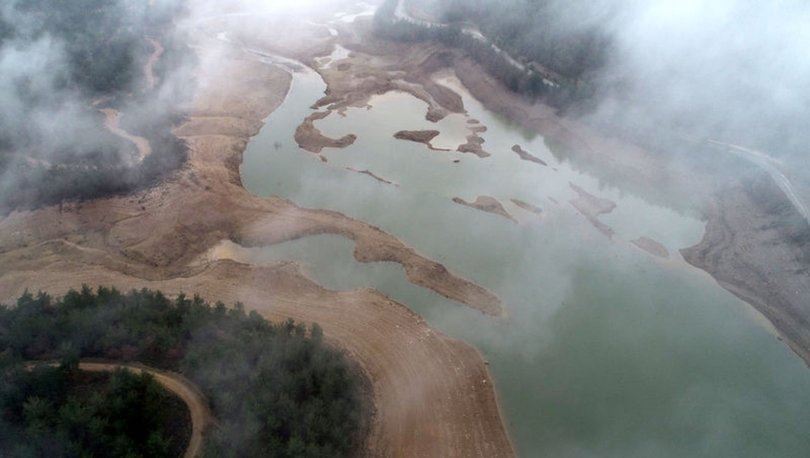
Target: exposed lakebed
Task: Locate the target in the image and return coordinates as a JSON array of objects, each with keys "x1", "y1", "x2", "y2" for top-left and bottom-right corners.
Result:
[{"x1": 235, "y1": 56, "x2": 810, "y2": 456}]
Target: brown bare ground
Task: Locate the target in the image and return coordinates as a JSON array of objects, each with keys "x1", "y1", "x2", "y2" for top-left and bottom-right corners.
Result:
[
  {"x1": 569, "y1": 182, "x2": 616, "y2": 238},
  {"x1": 394, "y1": 129, "x2": 449, "y2": 151},
  {"x1": 457, "y1": 133, "x2": 490, "y2": 158},
  {"x1": 100, "y1": 108, "x2": 152, "y2": 161},
  {"x1": 346, "y1": 167, "x2": 398, "y2": 186},
  {"x1": 511, "y1": 199, "x2": 543, "y2": 218},
  {"x1": 453, "y1": 196, "x2": 517, "y2": 223},
  {"x1": 632, "y1": 237, "x2": 670, "y2": 259},
  {"x1": 682, "y1": 174, "x2": 810, "y2": 366},
  {"x1": 0, "y1": 19, "x2": 513, "y2": 457},
  {"x1": 512, "y1": 144, "x2": 547, "y2": 166},
  {"x1": 296, "y1": 110, "x2": 357, "y2": 154},
  {"x1": 310, "y1": 38, "x2": 463, "y2": 124}
]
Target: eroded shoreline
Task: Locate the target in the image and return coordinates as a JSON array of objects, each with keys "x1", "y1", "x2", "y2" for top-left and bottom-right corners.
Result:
[
  {"x1": 0, "y1": 7, "x2": 514, "y2": 456},
  {"x1": 4, "y1": 1, "x2": 810, "y2": 456},
  {"x1": 681, "y1": 174, "x2": 810, "y2": 366}
]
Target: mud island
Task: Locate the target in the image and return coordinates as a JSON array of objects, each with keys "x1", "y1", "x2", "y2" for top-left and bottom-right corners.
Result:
[
  {"x1": 453, "y1": 196, "x2": 517, "y2": 222},
  {"x1": 394, "y1": 129, "x2": 448, "y2": 151}
]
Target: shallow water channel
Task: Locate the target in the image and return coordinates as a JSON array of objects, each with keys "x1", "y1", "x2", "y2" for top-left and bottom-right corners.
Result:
[{"x1": 235, "y1": 60, "x2": 810, "y2": 456}]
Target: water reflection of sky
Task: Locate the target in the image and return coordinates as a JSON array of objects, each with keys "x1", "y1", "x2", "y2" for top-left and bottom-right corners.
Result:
[{"x1": 239, "y1": 60, "x2": 810, "y2": 457}]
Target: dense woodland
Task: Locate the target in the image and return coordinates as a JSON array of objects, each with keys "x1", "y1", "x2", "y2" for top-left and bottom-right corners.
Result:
[
  {"x1": 0, "y1": 361, "x2": 190, "y2": 457},
  {"x1": 435, "y1": 0, "x2": 613, "y2": 82},
  {"x1": 375, "y1": 0, "x2": 606, "y2": 107},
  {"x1": 0, "y1": 0, "x2": 191, "y2": 214},
  {"x1": 0, "y1": 287, "x2": 367, "y2": 457}
]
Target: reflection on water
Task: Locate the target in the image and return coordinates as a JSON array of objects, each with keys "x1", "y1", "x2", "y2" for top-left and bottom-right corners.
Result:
[
  {"x1": 239, "y1": 61, "x2": 810, "y2": 457},
  {"x1": 314, "y1": 74, "x2": 704, "y2": 254}
]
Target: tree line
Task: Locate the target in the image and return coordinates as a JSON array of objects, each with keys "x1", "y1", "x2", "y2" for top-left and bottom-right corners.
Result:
[
  {"x1": 0, "y1": 360, "x2": 190, "y2": 457},
  {"x1": 0, "y1": 287, "x2": 368, "y2": 457},
  {"x1": 436, "y1": 0, "x2": 612, "y2": 82},
  {"x1": 374, "y1": 0, "x2": 603, "y2": 108}
]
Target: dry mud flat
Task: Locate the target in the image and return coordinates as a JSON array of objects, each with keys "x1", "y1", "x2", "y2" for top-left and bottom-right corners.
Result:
[
  {"x1": 511, "y1": 144, "x2": 547, "y2": 166},
  {"x1": 394, "y1": 129, "x2": 447, "y2": 151},
  {"x1": 568, "y1": 183, "x2": 616, "y2": 238},
  {"x1": 457, "y1": 131, "x2": 490, "y2": 157},
  {"x1": 632, "y1": 237, "x2": 670, "y2": 259},
  {"x1": 682, "y1": 173, "x2": 810, "y2": 366},
  {"x1": 296, "y1": 110, "x2": 357, "y2": 154},
  {"x1": 511, "y1": 199, "x2": 543, "y2": 218},
  {"x1": 0, "y1": 22, "x2": 512, "y2": 458},
  {"x1": 453, "y1": 196, "x2": 517, "y2": 223}
]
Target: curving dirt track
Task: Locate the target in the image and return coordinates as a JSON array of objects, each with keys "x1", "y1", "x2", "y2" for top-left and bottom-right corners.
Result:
[
  {"x1": 100, "y1": 108, "x2": 152, "y2": 161},
  {"x1": 80, "y1": 362, "x2": 211, "y2": 458},
  {"x1": 144, "y1": 37, "x2": 165, "y2": 91},
  {"x1": 25, "y1": 360, "x2": 212, "y2": 458}
]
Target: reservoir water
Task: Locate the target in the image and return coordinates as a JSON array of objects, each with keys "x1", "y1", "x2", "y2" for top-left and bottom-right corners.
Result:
[{"x1": 236, "y1": 60, "x2": 810, "y2": 456}]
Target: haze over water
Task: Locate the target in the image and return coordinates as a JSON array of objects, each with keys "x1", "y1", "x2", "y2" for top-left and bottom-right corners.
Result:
[{"x1": 236, "y1": 60, "x2": 810, "y2": 457}]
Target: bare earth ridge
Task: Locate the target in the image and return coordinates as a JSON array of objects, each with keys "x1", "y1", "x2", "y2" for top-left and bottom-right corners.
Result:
[
  {"x1": 682, "y1": 174, "x2": 810, "y2": 365},
  {"x1": 632, "y1": 237, "x2": 670, "y2": 259},
  {"x1": 568, "y1": 182, "x2": 617, "y2": 238},
  {"x1": 457, "y1": 132, "x2": 491, "y2": 157},
  {"x1": 295, "y1": 110, "x2": 357, "y2": 154},
  {"x1": 394, "y1": 129, "x2": 448, "y2": 151},
  {"x1": 511, "y1": 199, "x2": 543, "y2": 218},
  {"x1": 0, "y1": 22, "x2": 512, "y2": 456},
  {"x1": 511, "y1": 144, "x2": 547, "y2": 166},
  {"x1": 453, "y1": 196, "x2": 517, "y2": 223}
]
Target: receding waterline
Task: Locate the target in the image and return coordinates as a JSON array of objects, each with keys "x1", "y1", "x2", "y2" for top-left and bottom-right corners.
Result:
[{"x1": 238, "y1": 57, "x2": 810, "y2": 457}]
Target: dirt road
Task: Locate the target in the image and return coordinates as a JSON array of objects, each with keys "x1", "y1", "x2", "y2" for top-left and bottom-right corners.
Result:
[
  {"x1": 81, "y1": 362, "x2": 211, "y2": 458},
  {"x1": 100, "y1": 108, "x2": 152, "y2": 161},
  {"x1": 144, "y1": 37, "x2": 165, "y2": 91},
  {"x1": 26, "y1": 361, "x2": 213, "y2": 458}
]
